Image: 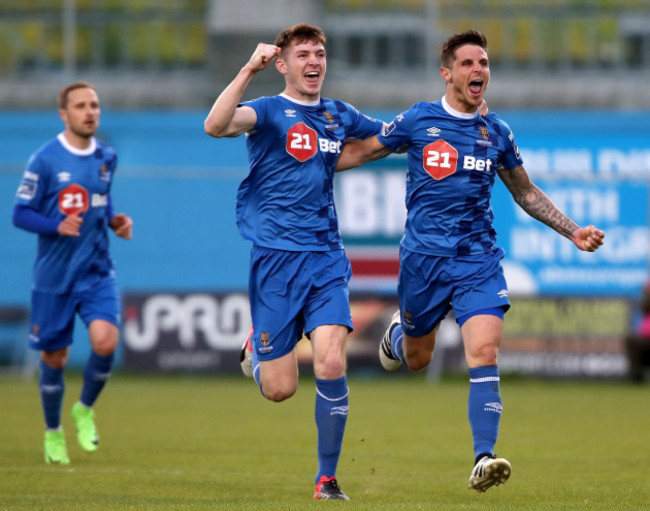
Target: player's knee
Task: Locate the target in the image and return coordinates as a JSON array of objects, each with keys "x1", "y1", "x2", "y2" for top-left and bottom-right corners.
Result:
[
  {"x1": 263, "y1": 382, "x2": 297, "y2": 402},
  {"x1": 467, "y1": 343, "x2": 498, "y2": 367},
  {"x1": 89, "y1": 322, "x2": 119, "y2": 356},
  {"x1": 315, "y1": 353, "x2": 346, "y2": 380},
  {"x1": 41, "y1": 350, "x2": 68, "y2": 369},
  {"x1": 93, "y1": 338, "x2": 118, "y2": 356},
  {"x1": 405, "y1": 351, "x2": 432, "y2": 371}
]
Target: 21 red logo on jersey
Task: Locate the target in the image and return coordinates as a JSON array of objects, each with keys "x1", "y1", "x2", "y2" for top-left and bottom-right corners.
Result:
[
  {"x1": 423, "y1": 139, "x2": 458, "y2": 180},
  {"x1": 59, "y1": 183, "x2": 89, "y2": 215},
  {"x1": 286, "y1": 122, "x2": 318, "y2": 162}
]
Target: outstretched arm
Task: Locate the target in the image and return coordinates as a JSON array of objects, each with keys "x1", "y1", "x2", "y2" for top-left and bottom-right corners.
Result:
[
  {"x1": 335, "y1": 135, "x2": 393, "y2": 172},
  {"x1": 204, "y1": 43, "x2": 280, "y2": 138},
  {"x1": 498, "y1": 165, "x2": 605, "y2": 252}
]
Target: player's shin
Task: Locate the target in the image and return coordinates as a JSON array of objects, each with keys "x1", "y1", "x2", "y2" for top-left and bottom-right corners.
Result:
[
  {"x1": 80, "y1": 351, "x2": 114, "y2": 407},
  {"x1": 314, "y1": 376, "x2": 349, "y2": 483},
  {"x1": 468, "y1": 365, "x2": 502, "y2": 458},
  {"x1": 39, "y1": 360, "x2": 66, "y2": 429}
]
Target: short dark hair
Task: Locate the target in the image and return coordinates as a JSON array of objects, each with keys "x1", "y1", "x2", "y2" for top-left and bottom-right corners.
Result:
[
  {"x1": 440, "y1": 30, "x2": 488, "y2": 68},
  {"x1": 274, "y1": 23, "x2": 326, "y2": 52},
  {"x1": 58, "y1": 81, "x2": 96, "y2": 109}
]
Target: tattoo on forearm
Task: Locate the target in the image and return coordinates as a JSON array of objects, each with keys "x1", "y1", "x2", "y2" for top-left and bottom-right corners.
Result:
[
  {"x1": 372, "y1": 146, "x2": 393, "y2": 162},
  {"x1": 503, "y1": 168, "x2": 579, "y2": 239}
]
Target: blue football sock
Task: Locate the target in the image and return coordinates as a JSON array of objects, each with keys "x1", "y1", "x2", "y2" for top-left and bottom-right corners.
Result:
[
  {"x1": 314, "y1": 376, "x2": 349, "y2": 484},
  {"x1": 80, "y1": 351, "x2": 114, "y2": 407},
  {"x1": 468, "y1": 365, "x2": 503, "y2": 459},
  {"x1": 39, "y1": 360, "x2": 65, "y2": 430},
  {"x1": 390, "y1": 323, "x2": 405, "y2": 364}
]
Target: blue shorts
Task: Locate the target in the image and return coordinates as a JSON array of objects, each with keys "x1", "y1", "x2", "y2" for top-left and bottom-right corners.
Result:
[
  {"x1": 248, "y1": 247, "x2": 353, "y2": 361},
  {"x1": 398, "y1": 247, "x2": 510, "y2": 337},
  {"x1": 29, "y1": 275, "x2": 121, "y2": 352}
]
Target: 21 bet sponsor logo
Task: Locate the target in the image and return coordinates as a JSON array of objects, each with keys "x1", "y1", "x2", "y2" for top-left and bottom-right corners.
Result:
[{"x1": 286, "y1": 122, "x2": 342, "y2": 162}]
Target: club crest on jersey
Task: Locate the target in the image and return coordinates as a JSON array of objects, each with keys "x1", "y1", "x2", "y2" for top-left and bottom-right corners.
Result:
[
  {"x1": 323, "y1": 110, "x2": 339, "y2": 130},
  {"x1": 479, "y1": 126, "x2": 489, "y2": 139},
  {"x1": 99, "y1": 163, "x2": 111, "y2": 183}
]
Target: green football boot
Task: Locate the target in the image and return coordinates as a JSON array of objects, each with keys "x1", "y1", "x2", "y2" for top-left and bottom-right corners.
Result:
[
  {"x1": 71, "y1": 402, "x2": 99, "y2": 452},
  {"x1": 44, "y1": 429, "x2": 70, "y2": 465}
]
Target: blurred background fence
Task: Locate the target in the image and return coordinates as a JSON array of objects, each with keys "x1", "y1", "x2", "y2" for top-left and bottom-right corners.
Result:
[
  {"x1": 1, "y1": 0, "x2": 649, "y2": 380},
  {"x1": 3, "y1": 0, "x2": 650, "y2": 108}
]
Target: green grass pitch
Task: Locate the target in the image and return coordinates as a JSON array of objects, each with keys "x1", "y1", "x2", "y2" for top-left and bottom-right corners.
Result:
[{"x1": 1, "y1": 372, "x2": 648, "y2": 510}]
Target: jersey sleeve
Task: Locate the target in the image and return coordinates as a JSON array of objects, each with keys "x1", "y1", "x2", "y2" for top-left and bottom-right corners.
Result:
[
  {"x1": 491, "y1": 115, "x2": 524, "y2": 170},
  {"x1": 336, "y1": 100, "x2": 384, "y2": 140},
  {"x1": 15, "y1": 153, "x2": 47, "y2": 208},
  {"x1": 377, "y1": 105, "x2": 417, "y2": 152},
  {"x1": 12, "y1": 203, "x2": 59, "y2": 234},
  {"x1": 241, "y1": 97, "x2": 268, "y2": 131}
]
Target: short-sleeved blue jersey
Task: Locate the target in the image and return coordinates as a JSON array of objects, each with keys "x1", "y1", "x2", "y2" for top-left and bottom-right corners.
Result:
[
  {"x1": 14, "y1": 134, "x2": 117, "y2": 293},
  {"x1": 378, "y1": 97, "x2": 523, "y2": 257},
  {"x1": 237, "y1": 94, "x2": 383, "y2": 251}
]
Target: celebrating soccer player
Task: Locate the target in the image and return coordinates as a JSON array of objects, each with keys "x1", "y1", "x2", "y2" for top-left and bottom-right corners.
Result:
[
  {"x1": 204, "y1": 24, "x2": 384, "y2": 500},
  {"x1": 335, "y1": 30, "x2": 605, "y2": 493},
  {"x1": 13, "y1": 82, "x2": 133, "y2": 465}
]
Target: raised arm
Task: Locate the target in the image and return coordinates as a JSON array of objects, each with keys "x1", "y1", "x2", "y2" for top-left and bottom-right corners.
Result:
[
  {"x1": 335, "y1": 135, "x2": 393, "y2": 172},
  {"x1": 204, "y1": 43, "x2": 280, "y2": 138},
  {"x1": 497, "y1": 165, "x2": 605, "y2": 252}
]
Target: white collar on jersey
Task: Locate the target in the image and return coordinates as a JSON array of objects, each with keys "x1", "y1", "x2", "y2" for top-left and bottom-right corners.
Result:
[
  {"x1": 441, "y1": 95, "x2": 479, "y2": 120},
  {"x1": 57, "y1": 132, "x2": 97, "y2": 156},
  {"x1": 279, "y1": 93, "x2": 320, "y2": 107}
]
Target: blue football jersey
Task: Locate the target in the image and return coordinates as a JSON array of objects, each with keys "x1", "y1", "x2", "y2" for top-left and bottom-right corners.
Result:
[
  {"x1": 237, "y1": 94, "x2": 383, "y2": 251},
  {"x1": 378, "y1": 98, "x2": 524, "y2": 257},
  {"x1": 15, "y1": 134, "x2": 118, "y2": 293}
]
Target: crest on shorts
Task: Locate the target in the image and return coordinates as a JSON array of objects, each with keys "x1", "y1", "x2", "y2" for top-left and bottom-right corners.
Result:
[
  {"x1": 479, "y1": 126, "x2": 489, "y2": 139},
  {"x1": 260, "y1": 331, "x2": 270, "y2": 346}
]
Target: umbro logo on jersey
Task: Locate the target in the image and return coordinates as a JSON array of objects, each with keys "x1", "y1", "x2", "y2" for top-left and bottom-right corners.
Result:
[
  {"x1": 284, "y1": 109, "x2": 297, "y2": 118},
  {"x1": 57, "y1": 171, "x2": 71, "y2": 182},
  {"x1": 498, "y1": 289, "x2": 508, "y2": 299},
  {"x1": 427, "y1": 127, "x2": 441, "y2": 137}
]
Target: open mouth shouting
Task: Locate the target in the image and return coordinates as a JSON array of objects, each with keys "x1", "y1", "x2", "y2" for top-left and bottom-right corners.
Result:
[
  {"x1": 468, "y1": 78, "x2": 484, "y2": 99},
  {"x1": 305, "y1": 70, "x2": 320, "y2": 86}
]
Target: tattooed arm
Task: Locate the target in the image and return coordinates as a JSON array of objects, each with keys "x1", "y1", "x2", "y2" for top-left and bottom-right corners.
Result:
[{"x1": 497, "y1": 165, "x2": 605, "y2": 252}]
